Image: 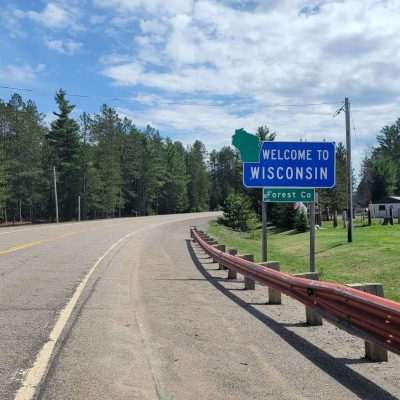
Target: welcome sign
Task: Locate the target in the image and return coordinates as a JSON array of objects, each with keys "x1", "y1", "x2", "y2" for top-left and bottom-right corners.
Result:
[{"x1": 243, "y1": 141, "x2": 336, "y2": 188}]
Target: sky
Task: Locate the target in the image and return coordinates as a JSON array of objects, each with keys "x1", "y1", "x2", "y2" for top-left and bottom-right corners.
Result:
[{"x1": 1, "y1": 0, "x2": 400, "y2": 175}]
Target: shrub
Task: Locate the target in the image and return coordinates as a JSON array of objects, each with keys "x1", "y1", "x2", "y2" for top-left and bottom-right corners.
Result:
[
  {"x1": 221, "y1": 193, "x2": 258, "y2": 231},
  {"x1": 294, "y1": 207, "x2": 308, "y2": 232},
  {"x1": 269, "y1": 203, "x2": 297, "y2": 229}
]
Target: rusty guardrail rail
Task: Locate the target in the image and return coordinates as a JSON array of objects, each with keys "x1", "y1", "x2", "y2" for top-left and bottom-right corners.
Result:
[{"x1": 191, "y1": 227, "x2": 400, "y2": 357}]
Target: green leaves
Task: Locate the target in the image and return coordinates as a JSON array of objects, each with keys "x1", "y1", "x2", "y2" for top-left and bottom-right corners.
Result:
[
  {"x1": 47, "y1": 90, "x2": 82, "y2": 221},
  {"x1": 220, "y1": 193, "x2": 258, "y2": 232},
  {"x1": 187, "y1": 140, "x2": 209, "y2": 212},
  {"x1": 357, "y1": 118, "x2": 400, "y2": 205}
]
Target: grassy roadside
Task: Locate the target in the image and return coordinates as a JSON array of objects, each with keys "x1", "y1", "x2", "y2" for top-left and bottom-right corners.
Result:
[{"x1": 208, "y1": 219, "x2": 400, "y2": 302}]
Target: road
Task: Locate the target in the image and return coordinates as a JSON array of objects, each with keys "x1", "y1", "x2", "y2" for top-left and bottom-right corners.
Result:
[{"x1": 1, "y1": 213, "x2": 400, "y2": 400}]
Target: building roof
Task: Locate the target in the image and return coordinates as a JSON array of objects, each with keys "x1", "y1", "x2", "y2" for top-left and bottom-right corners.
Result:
[{"x1": 373, "y1": 196, "x2": 400, "y2": 204}]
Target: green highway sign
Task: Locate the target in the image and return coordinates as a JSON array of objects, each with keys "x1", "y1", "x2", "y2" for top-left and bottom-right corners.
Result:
[{"x1": 263, "y1": 188, "x2": 315, "y2": 203}]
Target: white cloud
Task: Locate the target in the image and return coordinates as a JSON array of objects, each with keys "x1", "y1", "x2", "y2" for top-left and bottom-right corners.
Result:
[
  {"x1": 0, "y1": 6, "x2": 26, "y2": 38},
  {"x1": 140, "y1": 19, "x2": 168, "y2": 35},
  {"x1": 102, "y1": 0, "x2": 400, "y2": 99},
  {"x1": 19, "y1": 3, "x2": 82, "y2": 30},
  {"x1": 0, "y1": 64, "x2": 44, "y2": 83},
  {"x1": 45, "y1": 38, "x2": 82, "y2": 55},
  {"x1": 94, "y1": 0, "x2": 194, "y2": 16},
  {"x1": 97, "y1": 0, "x2": 400, "y2": 169},
  {"x1": 99, "y1": 53, "x2": 132, "y2": 65},
  {"x1": 103, "y1": 63, "x2": 144, "y2": 85}
]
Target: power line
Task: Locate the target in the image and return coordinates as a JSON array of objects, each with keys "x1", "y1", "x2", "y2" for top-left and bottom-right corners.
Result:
[
  {"x1": 0, "y1": 85, "x2": 33, "y2": 92},
  {"x1": 0, "y1": 84, "x2": 343, "y2": 110},
  {"x1": 333, "y1": 103, "x2": 345, "y2": 117}
]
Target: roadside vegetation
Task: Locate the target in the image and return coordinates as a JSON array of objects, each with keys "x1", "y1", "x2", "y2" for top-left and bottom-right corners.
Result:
[{"x1": 209, "y1": 218, "x2": 400, "y2": 302}]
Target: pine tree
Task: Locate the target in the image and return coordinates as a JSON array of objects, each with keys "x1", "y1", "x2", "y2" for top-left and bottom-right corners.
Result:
[
  {"x1": 187, "y1": 140, "x2": 209, "y2": 211},
  {"x1": 357, "y1": 119, "x2": 400, "y2": 205},
  {"x1": 370, "y1": 157, "x2": 397, "y2": 201},
  {"x1": 209, "y1": 146, "x2": 242, "y2": 210},
  {"x1": 142, "y1": 127, "x2": 167, "y2": 214},
  {"x1": 90, "y1": 105, "x2": 124, "y2": 217},
  {"x1": 320, "y1": 142, "x2": 347, "y2": 216},
  {"x1": 162, "y1": 139, "x2": 188, "y2": 213},
  {"x1": 120, "y1": 125, "x2": 146, "y2": 216},
  {"x1": 0, "y1": 146, "x2": 8, "y2": 220},
  {"x1": 47, "y1": 90, "x2": 81, "y2": 221}
]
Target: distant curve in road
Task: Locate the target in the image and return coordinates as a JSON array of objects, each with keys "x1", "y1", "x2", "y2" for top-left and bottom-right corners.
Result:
[{"x1": 2, "y1": 212, "x2": 400, "y2": 400}]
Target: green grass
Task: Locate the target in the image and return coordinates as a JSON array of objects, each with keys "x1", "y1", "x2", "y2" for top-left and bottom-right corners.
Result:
[{"x1": 208, "y1": 218, "x2": 400, "y2": 302}]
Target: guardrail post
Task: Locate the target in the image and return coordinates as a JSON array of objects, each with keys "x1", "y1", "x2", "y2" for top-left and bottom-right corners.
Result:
[
  {"x1": 227, "y1": 249, "x2": 238, "y2": 279},
  {"x1": 238, "y1": 254, "x2": 255, "y2": 290},
  {"x1": 212, "y1": 244, "x2": 225, "y2": 265},
  {"x1": 214, "y1": 245, "x2": 226, "y2": 269},
  {"x1": 293, "y1": 272, "x2": 323, "y2": 326},
  {"x1": 347, "y1": 283, "x2": 388, "y2": 362},
  {"x1": 258, "y1": 261, "x2": 282, "y2": 304}
]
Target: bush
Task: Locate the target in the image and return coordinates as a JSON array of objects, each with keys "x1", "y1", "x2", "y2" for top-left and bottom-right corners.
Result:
[
  {"x1": 220, "y1": 193, "x2": 258, "y2": 231},
  {"x1": 294, "y1": 207, "x2": 308, "y2": 232},
  {"x1": 269, "y1": 203, "x2": 297, "y2": 229}
]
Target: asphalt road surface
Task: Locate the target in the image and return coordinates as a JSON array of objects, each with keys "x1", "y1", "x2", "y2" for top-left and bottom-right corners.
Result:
[{"x1": 1, "y1": 213, "x2": 400, "y2": 400}]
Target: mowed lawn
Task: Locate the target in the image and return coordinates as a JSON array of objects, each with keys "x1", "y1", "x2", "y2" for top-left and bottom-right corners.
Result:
[{"x1": 208, "y1": 219, "x2": 400, "y2": 302}]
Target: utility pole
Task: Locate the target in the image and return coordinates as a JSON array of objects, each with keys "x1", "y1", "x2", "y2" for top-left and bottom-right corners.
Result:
[
  {"x1": 53, "y1": 166, "x2": 59, "y2": 223},
  {"x1": 309, "y1": 201, "x2": 316, "y2": 272},
  {"x1": 261, "y1": 199, "x2": 268, "y2": 262},
  {"x1": 345, "y1": 97, "x2": 353, "y2": 243},
  {"x1": 78, "y1": 195, "x2": 81, "y2": 222}
]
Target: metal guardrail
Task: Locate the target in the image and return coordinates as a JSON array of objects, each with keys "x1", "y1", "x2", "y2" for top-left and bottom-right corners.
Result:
[{"x1": 191, "y1": 227, "x2": 400, "y2": 357}]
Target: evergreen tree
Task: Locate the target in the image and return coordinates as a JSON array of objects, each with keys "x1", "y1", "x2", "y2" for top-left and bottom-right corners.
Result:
[
  {"x1": 320, "y1": 142, "x2": 347, "y2": 215},
  {"x1": 221, "y1": 192, "x2": 258, "y2": 231},
  {"x1": 256, "y1": 125, "x2": 276, "y2": 141},
  {"x1": 356, "y1": 155, "x2": 373, "y2": 207},
  {"x1": 187, "y1": 140, "x2": 209, "y2": 211},
  {"x1": 161, "y1": 139, "x2": 189, "y2": 213},
  {"x1": 0, "y1": 95, "x2": 48, "y2": 222},
  {"x1": 120, "y1": 126, "x2": 146, "y2": 216},
  {"x1": 47, "y1": 90, "x2": 81, "y2": 221},
  {"x1": 376, "y1": 119, "x2": 400, "y2": 191},
  {"x1": 0, "y1": 146, "x2": 8, "y2": 220},
  {"x1": 357, "y1": 119, "x2": 400, "y2": 204},
  {"x1": 90, "y1": 105, "x2": 124, "y2": 217},
  {"x1": 370, "y1": 157, "x2": 397, "y2": 201},
  {"x1": 209, "y1": 146, "x2": 242, "y2": 209},
  {"x1": 142, "y1": 127, "x2": 167, "y2": 214}
]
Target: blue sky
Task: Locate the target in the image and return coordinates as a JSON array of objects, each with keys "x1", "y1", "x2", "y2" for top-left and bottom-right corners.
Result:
[{"x1": 1, "y1": 0, "x2": 400, "y2": 173}]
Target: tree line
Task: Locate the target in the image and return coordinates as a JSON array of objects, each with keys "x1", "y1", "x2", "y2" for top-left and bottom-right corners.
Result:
[
  {"x1": 0, "y1": 91, "x2": 212, "y2": 223},
  {"x1": 2, "y1": 89, "x2": 390, "y2": 228}
]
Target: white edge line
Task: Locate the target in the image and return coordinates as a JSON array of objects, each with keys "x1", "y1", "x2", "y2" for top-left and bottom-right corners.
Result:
[
  {"x1": 13, "y1": 213, "x2": 217, "y2": 400},
  {"x1": 14, "y1": 230, "x2": 138, "y2": 400}
]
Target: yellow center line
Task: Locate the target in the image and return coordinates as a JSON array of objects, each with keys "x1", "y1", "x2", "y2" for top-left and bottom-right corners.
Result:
[
  {"x1": 0, "y1": 218, "x2": 160, "y2": 257},
  {"x1": 0, "y1": 240, "x2": 48, "y2": 256},
  {"x1": 0, "y1": 224, "x2": 123, "y2": 257}
]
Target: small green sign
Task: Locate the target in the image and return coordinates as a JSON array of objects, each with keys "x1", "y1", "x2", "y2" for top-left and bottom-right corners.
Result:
[{"x1": 263, "y1": 188, "x2": 315, "y2": 203}]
